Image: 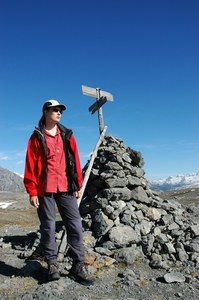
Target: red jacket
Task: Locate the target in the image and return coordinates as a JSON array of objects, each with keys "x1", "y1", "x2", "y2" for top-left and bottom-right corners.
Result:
[{"x1": 24, "y1": 124, "x2": 83, "y2": 197}]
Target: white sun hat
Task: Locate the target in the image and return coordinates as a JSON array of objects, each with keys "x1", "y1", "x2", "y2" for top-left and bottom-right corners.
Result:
[{"x1": 42, "y1": 99, "x2": 66, "y2": 112}]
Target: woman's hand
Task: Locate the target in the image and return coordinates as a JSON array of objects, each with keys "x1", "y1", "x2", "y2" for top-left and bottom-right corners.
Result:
[
  {"x1": 29, "y1": 196, "x2": 39, "y2": 208},
  {"x1": 74, "y1": 188, "x2": 82, "y2": 199}
]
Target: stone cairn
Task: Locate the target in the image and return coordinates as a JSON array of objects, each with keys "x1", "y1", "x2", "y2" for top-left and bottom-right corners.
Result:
[
  {"x1": 20, "y1": 135, "x2": 199, "y2": 272},
  {"x1": 78, "y1": 135, "x2": 199, "y2": 270}
]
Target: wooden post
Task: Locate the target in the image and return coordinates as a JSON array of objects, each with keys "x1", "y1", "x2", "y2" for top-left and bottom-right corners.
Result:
[
  {"x1": 57, "y1": 231, "x2": 68, "y2": 262},
  {"x1": 57, "y1": 126, "x2": 107, "y2": 260},
  {"x1": 96, "y1": 88, "x2": 104, "y2": 134},
  {"x1": 77, "y1": 125, "x2": 107, "y2": 207}
]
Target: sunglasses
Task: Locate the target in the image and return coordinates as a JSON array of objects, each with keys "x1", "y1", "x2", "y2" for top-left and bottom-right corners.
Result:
[{"x1": 52, "y1": 108, "x2": 63, "y2": 114}]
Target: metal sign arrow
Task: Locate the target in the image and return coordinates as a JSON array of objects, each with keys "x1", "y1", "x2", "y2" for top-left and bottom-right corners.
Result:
[
  {"x1": 82, "y1": 85, "x2": 113, "y2": 101},
  {"x1": 88, "y1": 96, "x2": 107, "y2": 114}
]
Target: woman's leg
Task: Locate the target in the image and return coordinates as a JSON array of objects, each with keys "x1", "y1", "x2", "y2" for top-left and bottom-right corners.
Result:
[
  {"x1": 37, "y1": 193, "x2": 57, "y2": 264},
  {"x1": 56, "y1": 192, "x2": 85, "y2": 263}
]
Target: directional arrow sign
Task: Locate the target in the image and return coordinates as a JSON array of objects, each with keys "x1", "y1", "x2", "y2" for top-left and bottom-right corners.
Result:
[
  {"x1": 89, "y1": 96, "x2": 107, "y2": 114},
  {"x1": 82, "y1": 85, "x2": 113, "y2": 101}
]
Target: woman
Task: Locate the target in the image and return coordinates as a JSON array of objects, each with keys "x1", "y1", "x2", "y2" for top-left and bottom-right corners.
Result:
[{"x1": 24, "y1": 99, "x2": 93, "y2": 285}]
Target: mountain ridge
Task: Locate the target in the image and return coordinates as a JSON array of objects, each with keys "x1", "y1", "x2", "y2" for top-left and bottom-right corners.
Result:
[
  {"x1": 1, "y1": 165, "x2": 199, "y2": 193},
  {"x1": 0, "y1": 166, "x2": 25, "y2": 192},
  {"x1": 150, "y1": 173, "x2": 199, "y2": 191}
]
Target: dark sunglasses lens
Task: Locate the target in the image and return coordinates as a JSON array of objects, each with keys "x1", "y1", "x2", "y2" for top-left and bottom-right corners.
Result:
[{"x1": 53, "y1": 108, "x2": 63, "y2": 114}]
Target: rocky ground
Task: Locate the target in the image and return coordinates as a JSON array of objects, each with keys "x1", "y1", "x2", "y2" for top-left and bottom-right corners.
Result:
[
  {"x1": 160, "y1": 187, "x2": 199, "y2": 224},
  {"x1": 0, "y1": 188, "x2": 199, "y2": 300}
]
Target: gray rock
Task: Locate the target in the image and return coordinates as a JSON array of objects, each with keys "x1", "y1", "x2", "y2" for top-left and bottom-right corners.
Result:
[
  {"x1": 155, "y1": 233, "x2": 168, "y2": 244},
  {"x1": 161, "y1": 214, "x2": 174, "y2": 225},
  {"x1": 114, "y1": 245, "x2": 144, "y2": 264},
  {"x1": 104, "y1": 161, "x2": 123, "y2": 171},
  {"x1": 168, "y1": 222, "x2": 180, "y2": 231},
  {"x1": 186, "y1": 237, "x2": 199, "y2": 252},
  {"x1": 109, "y1": 225, "x2": 139, "y2": 246},
  {"x1": 190, "y1": 224, "x2": 199, "y2": 236},
  {"x1": 145, "y1": 207, "x2": 161, "y2": 221},
  {"x1": 164, "y1": 272, "x2": 186, "y2": 283},
  {"x1": 140, "y1": 220, "x2": 153, "y2": 235},
  {"x1": 105, "y1": 177, "x2": 128, "y2": 188},
  {"x1": 164, "y1": 242, "x2": 176, "y2": 254},
  {"x1": 176, "y1": 244, "x2": 189, "y2": 262},
  {"x1": 131, "y1": 186, "x2": 150, "y2": 204},
  {"x1": 127, "y1": 176, "x2": 142, "y2": 187},
  {"x1": 93, "y1": 209, "x2": 114, "y2": 237}
]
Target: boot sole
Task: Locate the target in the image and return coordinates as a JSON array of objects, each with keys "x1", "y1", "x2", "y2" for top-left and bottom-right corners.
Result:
[
  {"x1": 68, "y1": 272, "x2": 94, "y2": 286},
  {"x1": 48, "y1": 273, "x2": 60, "y2": 282}
]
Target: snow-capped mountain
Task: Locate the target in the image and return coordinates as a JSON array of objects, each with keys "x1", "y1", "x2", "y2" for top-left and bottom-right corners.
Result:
[
  {"x1": 150, "y1": 173, "x2": 199, "y2": 191},
  {"x1": 0, "y1": 166, "x2": 24, "y2": 192},
  {"x1": 14, "y1": 172, "x2": 24, "y2": 178}
]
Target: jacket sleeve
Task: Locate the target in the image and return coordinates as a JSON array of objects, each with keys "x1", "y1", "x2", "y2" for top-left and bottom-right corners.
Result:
[
  {"x1": 69, "y1": 134, "x2": 83, "y2": 189},
  {"x1": 24, "y1": 135, "x2": 42, "y2": 197}
]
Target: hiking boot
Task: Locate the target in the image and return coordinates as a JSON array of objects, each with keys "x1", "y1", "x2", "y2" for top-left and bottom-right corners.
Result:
[
  {"x1": 26, "y1": 246, "x2": 45, "y2": 262},
  {"x1": 48, "y1": 263, "x2": 60, "y2": 281},
  {"x1": 69, "y1": 262, "x2": 94, "y2": 286}
]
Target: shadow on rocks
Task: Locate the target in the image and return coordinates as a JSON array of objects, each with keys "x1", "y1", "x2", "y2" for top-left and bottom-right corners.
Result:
[
  {"x1": 156, "y1": 276, "x2": 167, "y2": 283},
  {"x1": 0, "y1": 260, "x2": 19, "y2": 277},
  {"x1": 3, "y1": 232, "x2": 38, "y2": 249},
  {"x1": 18, "y1": 260, "x2": 49, "y2": 284},
  {"x1": 0, "y1": 260, "x2": 48, "y2": 284}
]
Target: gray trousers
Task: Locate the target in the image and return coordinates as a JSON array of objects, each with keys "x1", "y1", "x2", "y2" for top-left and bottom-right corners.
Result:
[{"x1": 38, "y1": 192, "x2": 85, "y2": 265}]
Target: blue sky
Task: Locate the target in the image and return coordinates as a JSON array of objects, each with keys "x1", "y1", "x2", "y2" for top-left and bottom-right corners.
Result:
[{"x1": 0, "y1": 0, "x2": 198, "y2": 180}]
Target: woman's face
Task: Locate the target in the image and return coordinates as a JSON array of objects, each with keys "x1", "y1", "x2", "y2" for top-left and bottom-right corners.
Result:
[{"x1": 45, "y1": 106, "x2": 63, "y2": 124}]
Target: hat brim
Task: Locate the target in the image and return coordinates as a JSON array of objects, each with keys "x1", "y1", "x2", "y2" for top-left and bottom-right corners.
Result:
[{"x1": 48, "y1": 104, "x2": 66, "y2": 111}]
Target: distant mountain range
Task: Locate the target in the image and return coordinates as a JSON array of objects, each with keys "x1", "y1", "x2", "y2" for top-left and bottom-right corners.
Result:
[
  {"x1": 1, "y1": 164, "x2": 199, "y2": 193},
  {"x1": 150, "y1": 173, "x2": 199, "y2": 191}
]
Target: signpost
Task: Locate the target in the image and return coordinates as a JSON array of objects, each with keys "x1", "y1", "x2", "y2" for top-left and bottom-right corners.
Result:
[{"x1": 82, "y1": 85, "x2": 114, "y2": 134}]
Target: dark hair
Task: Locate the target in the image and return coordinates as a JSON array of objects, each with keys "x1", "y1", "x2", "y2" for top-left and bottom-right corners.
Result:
[
  {"x1": 38, "y1": 115, "x2": 46, "y2": 127},
  {"x1": 38, "y1": 105, "x2": 51, "y2": 127},
  {"x1": 42, "y1": 101, "x2": 52, "y2": 114}
]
